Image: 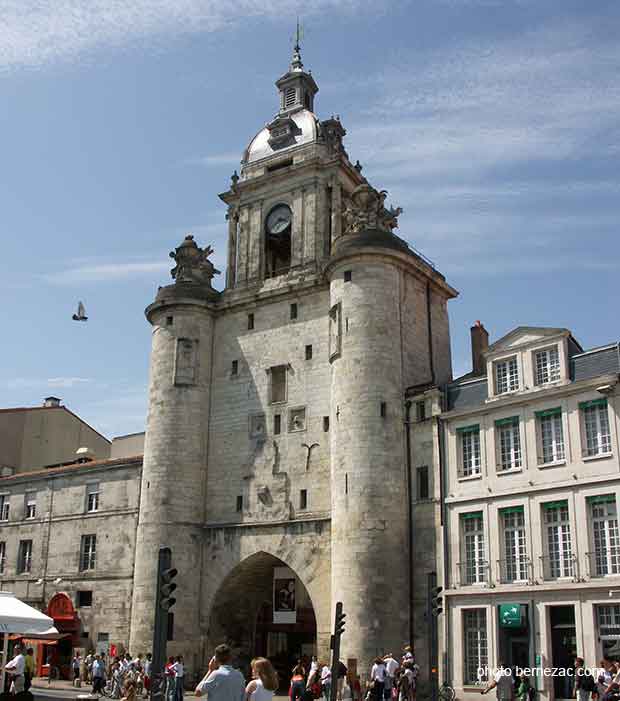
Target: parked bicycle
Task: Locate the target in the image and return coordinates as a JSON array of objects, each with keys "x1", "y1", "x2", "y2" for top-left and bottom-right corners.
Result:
[{"x1": 438, "y1": 680, "x2": 456, "y2": 701}]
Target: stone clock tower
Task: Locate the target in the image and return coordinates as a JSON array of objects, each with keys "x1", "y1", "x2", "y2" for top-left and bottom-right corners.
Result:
[{"x1": 131, "y1": 40, "x2": 457, "y2": 676}]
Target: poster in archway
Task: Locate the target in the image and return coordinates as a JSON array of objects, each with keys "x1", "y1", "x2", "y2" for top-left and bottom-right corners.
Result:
[{"x1": 273, "y1": 566, "x2": 297, "y2": 624}]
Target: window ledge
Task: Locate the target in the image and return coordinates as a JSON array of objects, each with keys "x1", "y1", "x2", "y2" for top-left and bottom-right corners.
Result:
[
  {"x1": 496, "y1": 467, "x2": 523, "y2": 476},
  {"x1": 583, "y1": 452, "x2": 614, "y2": 462},
  {"x1": 538, "y1": 459, "x2": 566, "y2": 469},
  {"x1": 458, "y1": 473, "x2": 482, "y2": 482}
]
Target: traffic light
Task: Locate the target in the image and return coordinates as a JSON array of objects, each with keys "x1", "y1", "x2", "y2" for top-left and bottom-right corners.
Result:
[
  {"x1": 430, "y1": 586, "x2": 443, "y2": 616},
  {"x1": 159, "y1": 566, "x2": 178, "y2": 611},
  {"x1": 335, "y1": 603, "x2": 346, "y2": 636}
]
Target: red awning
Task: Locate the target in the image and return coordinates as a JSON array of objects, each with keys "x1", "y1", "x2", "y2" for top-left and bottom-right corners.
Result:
[{"x1": 10, "y1": 633, "x2": 71, "y2": 644}]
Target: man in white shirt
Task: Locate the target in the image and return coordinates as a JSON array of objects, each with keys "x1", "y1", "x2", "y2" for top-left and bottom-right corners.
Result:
[
  {"x1": 384, "y1": 655, "x2": 399, "y2": 699},
  {"x1": 481, "y1": 663, "x2": 514, "y2": 701},
  {"x1": 5, "y1": 645, "x2": 26, "y2": 694},
  {"x1": 195, "y1": 645, "x2": 245, "y2": 701},
  {"x1": 172, "y1": 656, "x2": 185, "y2": 701}
]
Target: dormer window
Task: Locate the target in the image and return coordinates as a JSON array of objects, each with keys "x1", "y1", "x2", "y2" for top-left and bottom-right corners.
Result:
[
  {"x1": 494, "y1": 356, "x2": 519, "y2": 395},
  {"x1": 534, "y1": 346, "x2": 561, "y2": 385}
]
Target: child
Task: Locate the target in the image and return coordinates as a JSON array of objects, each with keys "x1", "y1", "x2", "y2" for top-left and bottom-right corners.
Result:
[{"x1": 517, "y1": 673, "x2": 531, "y2": 701}]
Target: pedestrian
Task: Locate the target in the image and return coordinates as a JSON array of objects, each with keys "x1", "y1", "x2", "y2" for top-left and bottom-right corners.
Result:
[
  {"x1": 291, "y1": 663, "x2": 306, "y2": 701},
  {"x1": 337, "y1": 660, "x2": 348, "y2": 701},
  {"x1": 24, "y1": 647, "x2": 35, "y2": 691},
  {"x1": 172, "y1": 656, "x2": 185, "y2": 701},
  {"x1": 384, "y1": 654, "x2": 399, "y2": 701},
  {"x1": 122, "y1": 678, "x2": 138, "y2": 701},
  {"x1": 305, "y1": 661, "x2": 322, "y2": 701},
  {"x1": 575, "y1": 658, "x2": 597, "y2": 701},
  {"x1": 4, "y1": 644, "x2": 26, "y2": 695},
  {"x1": 481, "y1": 662, "x2": 514, "y2": 701},
  {"x1": 92, "y1": 654, "x2": 107, "y2": 694},
  {"x1": 144, "y1": 653, "x2": 152, "y2": 695},
  {"x1": 165, "y1": 656, "x2": 177, "y2": 701},
  {"x1": 195, "y1": 644, "x2": 246, "y2": 701},
  {"x1": 597, "y1": 661, "x2": 613, "y2": 700},
  {"x1": 73, "y1": 653, "x2": 82, "y2": 686},
  {"x1": 371, "y1": 658, "x2": 387, "y2": 701},
  {"x1": 245, "y1": 657, "x2": 278, "y2": 701},
  {"x1": 516, "y1": 673, "x2": 531, "y2": 701},
  {"x1": 320, "y1": 660, "x2": 332, "y2": 701},
  {"x1": 398, "y1": 665, "x2": 412, "y2": 701}
]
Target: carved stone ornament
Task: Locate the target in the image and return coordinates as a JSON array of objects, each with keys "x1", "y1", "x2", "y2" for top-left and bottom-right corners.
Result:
[
  {"x1": 341, "y1": 183, "x2": 403, "y2": 235},
  {"x1": 169, "y1": 234, "x2": 221, "y2": 286}
]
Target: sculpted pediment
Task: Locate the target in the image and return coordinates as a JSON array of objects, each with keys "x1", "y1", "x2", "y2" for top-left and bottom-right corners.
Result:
[{"x1": 485, "y1": 326, "x2": 570, "y2": 356}]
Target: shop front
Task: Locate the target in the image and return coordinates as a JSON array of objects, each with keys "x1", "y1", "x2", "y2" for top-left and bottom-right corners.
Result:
[
  {"x1": 497, "y1": 603, "x2": 532, "y2": 671},
  {"x1": 44, "y1": 593, "x2": 80, "y2": 679}
]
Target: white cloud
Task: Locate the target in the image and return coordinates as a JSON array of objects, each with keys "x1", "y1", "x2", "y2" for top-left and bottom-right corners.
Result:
[
  {"x1": 335, "y1": 16, "x2": 620, "y2": 275},
  {"x1": 6, "y1": 376, "x2": 92, "y2": 390},
  {"x1": 43, "y1": 260, "x2": 170, "y2": 284},
  {"x1": 182, "y1": 153, "x2": 241, "y2": 168},
  {"x1": 0, "y1": 0, "x2": 374, "y2": 70}
]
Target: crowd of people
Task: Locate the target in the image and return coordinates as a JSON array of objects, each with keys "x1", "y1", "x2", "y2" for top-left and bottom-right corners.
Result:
[
  {"x1": 193, "y1": 644, "x2": 419, "y2": 701},
  {"x1": 2, "y1": 638, "x2": 418, "y2": 701},
  {"x1": 479, "y1": 657, "x2": 620, "y2": 701},
  {"x1": 3, "y1": 644, "x2": 36, "y2": 694},
  {"x1": 69, "y1": 651, "x2": 156, "y2": 698}
]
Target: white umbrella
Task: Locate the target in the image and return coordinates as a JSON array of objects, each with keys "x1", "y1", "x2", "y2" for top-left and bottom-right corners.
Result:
[{"x1": 0, "y1": 592, "x2": 55, "y2": 690}]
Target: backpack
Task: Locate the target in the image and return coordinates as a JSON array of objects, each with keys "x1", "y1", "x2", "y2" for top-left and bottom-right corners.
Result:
[
  {"x1": 339, "y1": 662, "x2": 348, "y2": 678},
  {"x1": 581, "y1": 673, "x2": 596, "y2": 693}
]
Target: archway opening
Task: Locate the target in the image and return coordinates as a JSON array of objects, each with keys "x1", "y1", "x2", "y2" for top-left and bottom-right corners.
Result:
[{"x1": 208, "y1": 552, "x2": 317, "y2": 687}]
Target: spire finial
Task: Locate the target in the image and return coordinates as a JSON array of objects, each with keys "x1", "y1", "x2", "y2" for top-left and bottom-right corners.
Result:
[{"x1": 291, "y1": 18, "x2": 303, "y2": 71}]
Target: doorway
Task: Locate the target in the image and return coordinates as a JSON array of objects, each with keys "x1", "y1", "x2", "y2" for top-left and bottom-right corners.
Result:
[
  {"x1": 208, "y1": 552, "x2": 317, "y2": 689},
  {"x1": 549, "y1": 606, "x2": 576, "y2": 700}
]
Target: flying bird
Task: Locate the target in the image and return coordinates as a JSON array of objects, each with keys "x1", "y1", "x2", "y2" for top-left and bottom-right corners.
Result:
[{"x1": 72, "y1": 301, "x2": 88, "y2": 321}]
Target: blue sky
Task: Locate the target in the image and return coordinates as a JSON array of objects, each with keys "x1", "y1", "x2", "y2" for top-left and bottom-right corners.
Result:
[{"x1": 1, "y1": 0, "x2": 618, "y2": 439}]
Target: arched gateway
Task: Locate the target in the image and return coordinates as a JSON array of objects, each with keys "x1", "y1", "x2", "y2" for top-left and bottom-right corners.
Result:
[{"x1": 206, "y1": 552, "x2": 318, "y2": 683}]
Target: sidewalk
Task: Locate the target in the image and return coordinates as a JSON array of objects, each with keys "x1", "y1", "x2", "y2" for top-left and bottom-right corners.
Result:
[{"x1": 31, "y1": 678, "x2": 289, "y2": 701}]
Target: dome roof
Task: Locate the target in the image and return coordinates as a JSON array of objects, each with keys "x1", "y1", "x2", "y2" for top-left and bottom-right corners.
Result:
[{"x1": 243, "y1": 109, "x2": 320, "y2": 165}]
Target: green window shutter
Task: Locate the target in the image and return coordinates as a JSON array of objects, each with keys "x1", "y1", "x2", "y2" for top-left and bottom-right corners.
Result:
[
  {"x1": 579, "y1": 398, "x2": 608, "y2": 411},
  {"x1": 587, "y1": 494, "x2": 616, "y2": 505},
  {"x1": 456, "y1": 424, "x2": 480, "y2": 434},
  {"x1": 542, "y1": 500, "x2": 568, "y2": 510},
  {"x1": 534, "y1": 407, "x2": 562, "y2": 418},
  {"x1": 500, "y1": 505, "x2": 524, "y2": 515},
  {"x1": 495, "y1": 416, "x2": 519, "y2": 428},
  {"x1": 461, "y1": 511, "x2": 483, "y2": 520}
]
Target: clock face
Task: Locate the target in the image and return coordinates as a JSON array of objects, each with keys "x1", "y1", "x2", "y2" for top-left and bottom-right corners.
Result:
[{"x1": 266, "y1": 205, "x2": 292, "y2": 235}]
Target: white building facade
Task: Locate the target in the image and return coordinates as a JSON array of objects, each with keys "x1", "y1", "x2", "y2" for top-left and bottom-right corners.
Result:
[{"x1": 438, "y1": 327, "x2": 620, "y2": 701}]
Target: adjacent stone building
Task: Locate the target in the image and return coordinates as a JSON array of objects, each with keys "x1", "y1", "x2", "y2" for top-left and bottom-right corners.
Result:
[{"x1": 0, "y1": 397, "x2": 111, "y2": 474}]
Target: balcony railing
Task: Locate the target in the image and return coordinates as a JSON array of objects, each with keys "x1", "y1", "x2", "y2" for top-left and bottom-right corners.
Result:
[
  {"x1": 497, "y1": 558, "x2": 533, "y2": 584},
  {"x1": 457, "y1": 560, "x2": 490, "y2": 586},
  {"x1": 539, "y1": 554, "x2": 578, "y2": 581},
  {"x1": 586, "y1": 550, "x2": 620, "y2": 578}
]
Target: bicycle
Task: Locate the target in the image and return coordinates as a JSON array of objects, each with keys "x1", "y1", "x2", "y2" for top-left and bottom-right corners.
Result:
[{"x1": 438, "y1": 680, "x2": 456, "y2": 701}]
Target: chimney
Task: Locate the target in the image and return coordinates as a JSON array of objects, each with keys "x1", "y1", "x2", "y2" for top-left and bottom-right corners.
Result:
[
  {"x1": 43, "y1": 396, "x2": 61, "y2": 407},
  {"x1": 470, "y1": 321, "x2": 489, "y2": 376}
]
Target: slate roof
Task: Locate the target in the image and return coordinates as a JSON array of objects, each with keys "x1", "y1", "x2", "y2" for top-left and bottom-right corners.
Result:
[{"x1": 445, "y1": 342, "x2": 620, "y2": 412}]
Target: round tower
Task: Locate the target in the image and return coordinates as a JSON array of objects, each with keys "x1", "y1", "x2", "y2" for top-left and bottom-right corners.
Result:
[
  {"x1": 129, "y1": 236, "x2": 220, "y2": 666},
  {"x1": 325, "y1": 184, "x2": 454, "y2": 674}
]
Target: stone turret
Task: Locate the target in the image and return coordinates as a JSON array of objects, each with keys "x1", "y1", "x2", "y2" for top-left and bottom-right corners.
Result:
[
  {"x1": 129, "y1": 236, "x2": 220, "y2": 666},
  {"x1": 324, "y1": 184, "x2": 456, "y2": 672}
]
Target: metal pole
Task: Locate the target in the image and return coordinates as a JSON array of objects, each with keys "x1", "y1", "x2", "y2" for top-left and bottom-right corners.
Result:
[
  {"x1": 1, "y1": 632, "x2": 8, "y2": 693},
  {"x1": 151, "y1": 548, "x2": 171, "y2": 701},
  {"x1": 330, "y1": 603, "x2": 343, "y2": 701},
  {"x1": 428, "y1": 572, "x2": 438, "y2": 701}
]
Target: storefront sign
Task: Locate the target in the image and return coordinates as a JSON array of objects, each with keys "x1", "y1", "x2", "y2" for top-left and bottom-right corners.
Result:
[{"x1": 499, "y1": 604, "x2": 524, "y2": 628}]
